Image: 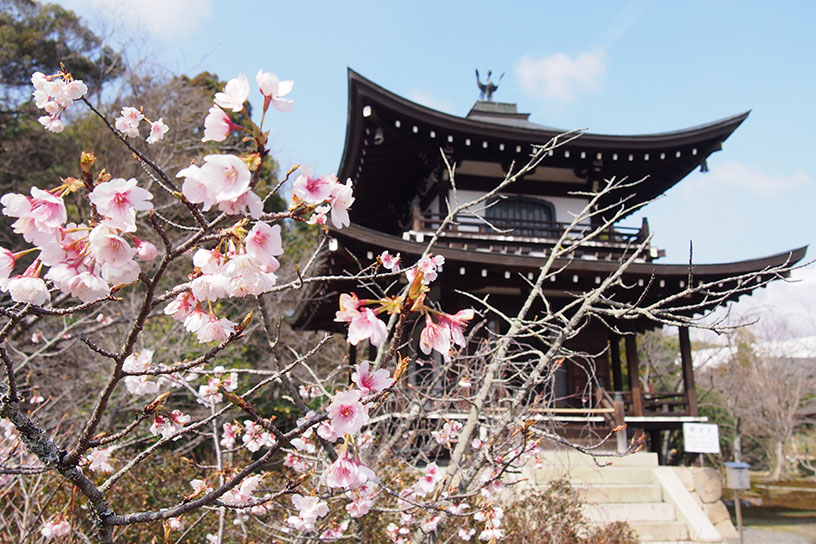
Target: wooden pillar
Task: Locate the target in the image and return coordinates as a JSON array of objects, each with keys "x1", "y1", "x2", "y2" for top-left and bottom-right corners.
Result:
[
  {"x1": 625, "y1": 334, "x2": 644, "y2": 416},
  {"x1": 609, "y1": 332, "x2": 623, "y2": 391},
  {"x1": 679, "y1": 326, "x2": 699, "y2": 417}
]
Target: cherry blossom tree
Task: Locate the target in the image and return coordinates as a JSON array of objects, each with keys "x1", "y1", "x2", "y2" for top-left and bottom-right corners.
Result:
[{"x1": 0, "y1": 65, "x2": 801, "y2": 544}]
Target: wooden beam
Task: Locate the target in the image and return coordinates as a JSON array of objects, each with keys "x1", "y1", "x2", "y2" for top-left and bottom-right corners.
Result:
[
  {"x1": 679, "y1": 326, "x2": 699, "y2": 416},
  {"x1": 625, "y1": 334, "x2": 644, "y2": 417},
  {"x1": 609, "y1": 331, "x2": 623, "y2": 391}
]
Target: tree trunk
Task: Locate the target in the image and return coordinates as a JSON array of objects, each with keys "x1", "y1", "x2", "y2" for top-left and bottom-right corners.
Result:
[{"x1": 770, "y1": 439, "x2": 786, "y2": 481}]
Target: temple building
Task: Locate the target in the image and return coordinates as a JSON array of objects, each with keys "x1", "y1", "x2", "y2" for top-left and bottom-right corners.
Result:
[{"x1": 292, "y1": 69, "x2": 807, "y2": 454}]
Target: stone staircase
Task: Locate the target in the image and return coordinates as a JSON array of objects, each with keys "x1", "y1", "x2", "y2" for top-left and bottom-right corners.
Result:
[{"x1": 524, "y1": 451, "x2": 727, "y2": 543}]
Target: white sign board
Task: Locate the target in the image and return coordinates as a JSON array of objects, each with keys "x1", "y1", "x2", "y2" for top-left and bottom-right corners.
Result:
[{"x1": 683, "y1": 423, "x2": 720, "y2": 454}]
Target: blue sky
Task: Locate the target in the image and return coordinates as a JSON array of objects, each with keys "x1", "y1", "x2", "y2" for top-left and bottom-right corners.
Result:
[{"x1": 56, "y1": 0, "x2": 816, "y2": 333}]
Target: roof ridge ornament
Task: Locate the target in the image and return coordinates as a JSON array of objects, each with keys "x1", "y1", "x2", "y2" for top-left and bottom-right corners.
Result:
[{"x1": 475, "y1": 69, "x2": 504, "y2": 101}]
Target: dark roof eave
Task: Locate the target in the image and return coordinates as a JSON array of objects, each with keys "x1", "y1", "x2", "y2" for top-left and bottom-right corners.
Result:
[
  {"x1": 331, "y1": 223, "x2": 808, "y2": 277},
  {"x1": 344, "y1": 69, "x2": 750, "y2": 151}
]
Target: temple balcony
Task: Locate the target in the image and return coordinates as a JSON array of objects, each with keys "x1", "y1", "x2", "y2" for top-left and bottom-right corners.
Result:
[{"x1": 403, "y1": 208, "x2": 665, "y2": 262}]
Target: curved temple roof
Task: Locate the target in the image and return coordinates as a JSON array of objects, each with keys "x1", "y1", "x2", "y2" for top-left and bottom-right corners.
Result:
[{"x1": 338, "y1": 69, "x2": 749, "y2": 234}]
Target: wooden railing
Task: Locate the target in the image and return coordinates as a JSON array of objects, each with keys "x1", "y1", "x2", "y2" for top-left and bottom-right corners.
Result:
[
  {"x1": 604, "y1": 390, "x2": 690, "y2": 417},
  {"x1": 409, "y1": 210, "x2": 656, "y2": 259}
]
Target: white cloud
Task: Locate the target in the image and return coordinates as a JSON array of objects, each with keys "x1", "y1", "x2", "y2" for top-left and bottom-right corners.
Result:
[
  {"x1": 680, "y1": 161, "x2": 812, "y2": 198},
  {"x1": 407, "y1": 90, "x2": 454, "y2": 113},
  {"x1": 58, "y1": 0, "x2": 212, "y2": 41},
  {"x1": 515, "y1": 50, "x2": 606, "y2": 104},
  {"x1": 694, "y1": 265, "x2": 816, "y2": 343}
]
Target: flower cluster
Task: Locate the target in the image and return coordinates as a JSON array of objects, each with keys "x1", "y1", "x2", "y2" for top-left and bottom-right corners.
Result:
[
  {"x1": 0, "y1": 175, "x2": 156, "y2": 305},
  {"x1": 291, "y1": 173, "x2": 355, "y2": 229},
  {"x1": 287, "y1": 494, "x2": 328, "y2": 532},
  {"x1": 149, "y1": 409, "x2": 191, "y2": 439},
  {"x1": 431, "y1": 419, "x2": 463, "y2": 447},
  {"x1": 32, "y1": 70, "x2": 87, "y2": 132},
  {"x1": 114, "y1": 106, "x2": 169, "y2": 144},
  {"x1": 41, "y1": 518, "x2": 71, "y2": 540},
  {"x1": 474, "y1": 505, "x2": 504, "y2": 541}
]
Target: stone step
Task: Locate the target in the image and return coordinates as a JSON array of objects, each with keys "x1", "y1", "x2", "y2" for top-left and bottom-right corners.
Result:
[
  {"x1": 582, "y1": 501, "x2": 676, "y2": 523},
  {"x1": 533, "y1": 465, "x2": 655, "y2": 484},
  {"x1": 627, "y1": 520, "x2": 690, "y2": 542},
  {"x1": 535, "y1": 450, "x2": 659, "y2": 467},
  {"x1": 576, "y1": 482, "x2": 664, "y2": 503}
]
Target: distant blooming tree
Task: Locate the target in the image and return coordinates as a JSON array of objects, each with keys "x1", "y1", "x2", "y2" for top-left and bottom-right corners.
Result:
[{"x1": 0, "y1": 64, "x2": 799, "y2": 544}]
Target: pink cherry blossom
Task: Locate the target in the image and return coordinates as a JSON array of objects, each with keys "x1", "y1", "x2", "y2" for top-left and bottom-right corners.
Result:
[
  {"x1": 201, "y1": 105, "x2": 235, "y2": 142},
  {"x1": 329, "y1": 178, "x2": 355, "y2": 229},
  {"x1": 200, "y1": 154, "x2": 252, "y2": 202},
  {"x1": 88, "y1": 177, "x2": 153, "y2": 232},
  {"x1": 164, "y1": 292, "x2": 196, "y2": 321},
  {"x1": 115, "y1": 106, "x2": 143, "y2": 138},
  {"x1": 334, "y1": 292, "x2": 362, "y2": 323},
  {"x1": 51, "y1": 267, "x2": 110, "y2": 303},
  {"x1": 421, "y1": 515, "x2": 442, "y2": 533},
  {"x1": 440, "y1": 308, "x2": 475, "y2": 348},
  {"x1": 214, "y1": 74, "x2": 250, "y2": 112},
  {"x1": 292, "y1": 174, "x2": 333, "y2": 205},
  {"x1": 256, "y1": 70, "x2": 294, "y2": 112},
  {"x1": 0, "y1": 247, "x2": 16, "y2": 280},
  {"x1": 346, "y1": 496, "x2": 374, "y2": 518},
  {"x1": 242, "y1": 420, "x2": 274, "y2": 452},
  {"x1": 190, "y1": 478, "x2": 213, "y2": 496},
  {"x1": 133, "y1": 237, "x2": 158, "y2": 260},
  {"x1": 307, "y1": 204, "x2": 330, "y2": 226},
  {"x1": 327, "y1": 389, "x2": 368, "y2": 436},
  {"x1": 413, "y1": 462, "x2": 444, "y2": 496},
  {"x1": 288, "y1": 494, "x2": 328, "y2": 532},
  {"x1": 222, "y1": 254, "x2": 278, "y2": 296},
  {"x1": 18, "y1": 187, "x2": 67, "y2": 231},
  {"x1": 351, "y1": 361, "x2": 394, "y2": 395},
  {"x1": 87, "y1": 224, "x2": 135, "y2": 267},
  {"x1": 284, "y1": 452, "x2": 311, "y2": 473},
  {"x1": 347, "y1": 307, "x2": 387, "y2": 346},
  {"x1": 322, "y1": 449, "x2": 376, "y2": 489},
  {"x1": 431, "y1": 419, "x2": 463, "y2": 446},
  {"x1": 419, "y1": 314, "x2": 452, "y2": 360},
  {"x1": 316, "y1": 420, "x2": 338, "y2": 442},
  {"x1": 195, "y1": 314, "x2": 236, "y2": 343},
  {"x1": 221, "y1": 422, "x2": 240, "y2": 449},
  {"x1": 5, "y1": 274, "x2": 50, "y2": 306},
  {"x1": 222, "y1": 474, "x2": 262, "y2": 505},
  {"x1": 100, "y1": 259, "x2": 140, "y2": 286},
  {"x1": 41, "y1": 519, "x2": 71, "y2": 540},
  {"x1": 216, "y1": 189, "x2": 263, "y2": 218},
  {"x1": 245, "y1": 222, "x2": 283, "y2": 268},
  {"x1": 183, "y1": 306, "x2": 209, "y2": 333},
  {"x1": 86, "y1": 447, "x2": 115, "y2": 473},
  {"x1": 146, "y1": 118, "x2": 169, "y2": 144},
  {"x1": 31, "y1": 72, "x2": 48, "y2": 91},
  {"x1": 122, "y1": 350, "x2": 159, "y2": 396},
  {"x1": 38, "y1": 115, "x2": 64, "y2": 133},
  {"x1": 193, "y1": 248, "x2": 223, "y2": 274},
  {"x1": 380, "y1": 251, "x2": 401, "y2": 271},
  {"x1": 190, "y1": 274, "x2": 230, "y2": 302},
  {"x1": 63, "y1": 79, "x2": 87, "y2": 101},
  {"x1": 411, "y1": 254, "x2": 445, "y2": 284},
  {"x1": 177, "y1": 164, "x2": 217, "y2": 211},
  {"x1": 150, "y1": 410, "x2": 190, "y2": 439}
]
